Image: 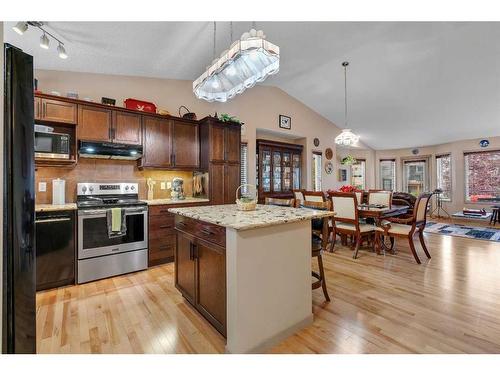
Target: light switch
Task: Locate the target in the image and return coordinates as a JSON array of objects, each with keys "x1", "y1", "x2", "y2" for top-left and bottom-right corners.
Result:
[
  {"x1": 38, "y1": 182, "x2": 47, "y2": 192},
  {"x1": 167, "y1": 181, "x2": 172, "y2": 189},
  {"x1": 160, "y1": 182, "x2": 166, "y2": 190}
]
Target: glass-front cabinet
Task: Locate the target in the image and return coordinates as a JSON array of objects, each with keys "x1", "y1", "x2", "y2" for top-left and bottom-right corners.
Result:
[{"x1": 256, "y1": 139, "x2": 303, "y2": 203}]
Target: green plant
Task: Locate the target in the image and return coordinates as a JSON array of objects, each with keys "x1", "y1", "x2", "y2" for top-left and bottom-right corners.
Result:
[
  {"x1": 219, "y1": 113, "x2": 243, "y2": 124},
  {"x1": 341, "y1": 155, "x2": 357, "y2": 166}
]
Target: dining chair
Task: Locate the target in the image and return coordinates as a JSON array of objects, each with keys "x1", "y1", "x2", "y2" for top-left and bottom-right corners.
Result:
[
  {"x1": 299, "y1": 200, "x2": 332, "y2": 301},
  {"x1": 375, "y1": 192, "x2": 432, "y2": 264},
  {"x1": 368, "y1": 190, "x2": 392, "y2": 208},
  {"x1": 264, "y1": 197, "x2": 295, "y2": 207},
  {"x1": 303, "y1": 191, "x2": 326, "y2": 202},
  {"x1": 292, "y1": 189, "x2": 306, "y2": 203},
  {"x1": 328, "y1": 192, "x2": 378, "y2": 258},
  {"x1": 355, "y1": 191, "x2": 363, "y2": 205}
]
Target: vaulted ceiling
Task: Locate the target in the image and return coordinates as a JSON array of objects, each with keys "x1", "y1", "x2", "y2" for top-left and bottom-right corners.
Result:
[{"x1": 4, "y1": 21, "x2": 500, "y2": 149}]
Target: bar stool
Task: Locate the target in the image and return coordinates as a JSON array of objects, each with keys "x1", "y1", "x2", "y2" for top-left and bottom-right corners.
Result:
[{"x1": 491, "y1": 207, "x2": 499, "y2": 226}]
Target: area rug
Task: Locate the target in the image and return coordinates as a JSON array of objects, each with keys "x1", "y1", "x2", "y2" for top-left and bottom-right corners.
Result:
[{"x1": 425, "y1": 222, "x2": 500, "y2": 242}]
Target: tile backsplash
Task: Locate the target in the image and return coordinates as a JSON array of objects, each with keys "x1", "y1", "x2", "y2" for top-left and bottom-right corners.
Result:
[{"x1": 35, "y1": 159, "x2": 207, "y2": 204}]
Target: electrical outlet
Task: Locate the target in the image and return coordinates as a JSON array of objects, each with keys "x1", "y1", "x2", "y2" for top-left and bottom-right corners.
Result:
[
  {"x1": 160, "y1": 182, "x2": 166, "y2": 190},
  {"x1": 167, "y1": 181, "x2": 172, "y2": 189},
  {"x1": 38, "y1": 182, "x2": 47, "y2": 192}
]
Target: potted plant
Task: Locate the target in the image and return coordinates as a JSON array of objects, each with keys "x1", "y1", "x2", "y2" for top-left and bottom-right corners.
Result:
[
  {"x1": 218, "y1": 113, "x2": 244, "y2": 125},
  {"x1": 341, "y1": 155, "x2": 357, "y2": 166}
]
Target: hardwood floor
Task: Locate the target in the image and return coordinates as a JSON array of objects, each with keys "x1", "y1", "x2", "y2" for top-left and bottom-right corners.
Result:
[{"x1": 36, "y1": 228, "x2": 500, "y2": 354}]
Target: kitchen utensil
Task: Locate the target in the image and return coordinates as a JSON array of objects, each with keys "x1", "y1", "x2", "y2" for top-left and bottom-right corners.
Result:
[
  {"x1": 147, "y1": 178, "x2": 156, "y2": 201},
  {"x1": 52, "y1": 178, "x2": 65, "y2": 205}
]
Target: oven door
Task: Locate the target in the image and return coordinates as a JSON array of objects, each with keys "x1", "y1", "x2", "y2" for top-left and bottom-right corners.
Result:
[{"x1": 78, "y1": 206, "x2": 148, "y2": 259}]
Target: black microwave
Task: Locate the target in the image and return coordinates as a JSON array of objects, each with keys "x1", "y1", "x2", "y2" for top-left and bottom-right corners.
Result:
[{"x1": 34, "y1": 130, "x2": 70, "y2": 159}]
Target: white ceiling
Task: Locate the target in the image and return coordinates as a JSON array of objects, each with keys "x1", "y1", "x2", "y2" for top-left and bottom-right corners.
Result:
[{"x1": 4, "y1": 21, "x2": 500, "y2": 149}]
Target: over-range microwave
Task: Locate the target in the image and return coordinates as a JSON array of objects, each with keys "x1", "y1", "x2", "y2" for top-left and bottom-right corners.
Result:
[{"x1": 34, "y1": 126, "x2": 70, "y2": 159}]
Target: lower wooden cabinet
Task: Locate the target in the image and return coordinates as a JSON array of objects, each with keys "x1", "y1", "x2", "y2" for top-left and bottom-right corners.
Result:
[
  {"x1": 175, "y1": 218, "x2": 227, "y2": 337},
  {"x1": 148, "y1": 205, "x2": 176, "y2": 266}
]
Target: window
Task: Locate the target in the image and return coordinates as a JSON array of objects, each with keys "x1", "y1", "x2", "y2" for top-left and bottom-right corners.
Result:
[
  {"x1": 379, "y1": 159, "x2": 396, "y2": 191},
  {"x1": 403, "y1": 159, "x2": 428, "y2": 196},
  {"x1": 436, "y1": 154, "x2": 452, "y2": 201},
  {"x1": 240, "y1": 142, "x2": 248, "y2": 194},
  {"x1": 312, "y1": 152, "x2": 322, "y2": 191},
  {"x1": 465, "y1": 150, "x2": 500, "y2": 203},
  {"x1": 351, "y1": 159, "x2": 366, "y2": 190}
]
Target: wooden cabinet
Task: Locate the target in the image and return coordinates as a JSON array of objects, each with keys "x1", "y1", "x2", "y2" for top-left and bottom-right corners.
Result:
[
  {"x1": 210, "y1": 125, "x2": 225, "y2": 162},
  {"x1": 209, "y1": 163, "x2": 225, "y2": 205},
  {"x1": 36, "y1": 98, "x2": 77, "y2": 124},
  {"x1": 172, "y1": 120, "x2": 199, "y2": 168},
  {"x1": 148, "y1": 205, "x2": 176, "y2": 266},
  {"x1": 78, "y1": 105, "x2": 112, "y2": 142},
  {"x1": 224, "y1": 163, "x2": 241, "y2": 204},
  {"x1": 225, "y1": 126, "x2": 241, "y2": 164},
  {"x1": 141, "y1": 116, "x2": 173, "y2": 168},
  {"x1": 175, "y1": 217, "x2": 226, "y2": 336},
  {"x1": 112, "y1": 111, "x2": 142, "y2": 145}
]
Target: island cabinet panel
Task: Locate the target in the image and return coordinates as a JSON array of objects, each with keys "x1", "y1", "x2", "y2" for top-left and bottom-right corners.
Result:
[
  {"x1": 141, "y1": 116, "x2": 173, "y2": 168},
  {"x1": 78, "y1": 105, "x2": 112, "y2": 142},
  {"x1": 174, "y1": 216, "x2": 227, "y2": 337},
  {"x1": 37, "y1": 98, "x2": 77, "y2": 124},
  {"x1": 112, "y1": 111, "x2": 142, "y2": 145},
  {"x1": 172, "y1": 120, "x2": 199, "y2": 168}
]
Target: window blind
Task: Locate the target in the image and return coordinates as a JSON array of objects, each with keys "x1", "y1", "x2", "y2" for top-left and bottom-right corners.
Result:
[{"x1": 240, "y1": 143, "x2": 248, "y2": 194}]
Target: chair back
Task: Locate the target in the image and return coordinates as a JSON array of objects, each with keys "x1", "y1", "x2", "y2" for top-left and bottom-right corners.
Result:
[
  {"x1": 303, "y1": 191, "x2": 326, "y2": 202},
  {"x1": 328, "y1": 192, "x2": 358, "y2": 223},
  {"x1": 265, "y1": 197, "x2": 295, "y2": 207},
  {"x1": 413, "y1": 192, "x2": 433, "y2": 226},
  {"x1": 368, "y1": 190, "x2": 392, "y2": 208},
  {"x1": 292, "y1": 189, "x2": 305, "y2": 202},
  {"x1": 300, "y1": 200, "x2": 331, "y2": 211},
  {"x1": 355, "y1": 192, "x2": 363, "y2": 205}
]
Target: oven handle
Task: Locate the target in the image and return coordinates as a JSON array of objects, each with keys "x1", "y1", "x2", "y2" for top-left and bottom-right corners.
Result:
[{"x1": 78, "y1": 207, "x2": 148, "y2": 216}]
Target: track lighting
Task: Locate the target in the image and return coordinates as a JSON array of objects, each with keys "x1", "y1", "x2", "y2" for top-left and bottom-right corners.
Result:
[
  {"x1": 13, "y1": 21, "x2": 28, "y2": 35},
  {"x1": 40, "y1": 33, "x2": 50, "y2": 49},
  {"x1": 13, "y1": 21, "x2": 68, "y2": 59}
]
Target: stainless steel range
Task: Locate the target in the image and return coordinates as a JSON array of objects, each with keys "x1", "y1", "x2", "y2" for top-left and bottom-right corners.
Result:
[{"x1": 77, "y1": 182, "x2": 148, "y2": 284}]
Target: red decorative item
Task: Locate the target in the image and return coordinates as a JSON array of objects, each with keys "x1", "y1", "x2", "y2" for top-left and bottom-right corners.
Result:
[
  {"x1": 124, "y1": 98, "x2": 157, "y2": 113},
  {"x1": 337, "y1": 185, "x2": 361, "y2": 193}
]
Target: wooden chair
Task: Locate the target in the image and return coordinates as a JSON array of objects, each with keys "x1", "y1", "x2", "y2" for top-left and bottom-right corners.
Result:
[
  {"x1": 368, "y1": 190, "x2": 392, "y2": 208},
  {"x1": 303, "y1": 191, "x2": 326, "y2": 202},
  {"x1": 329, "y1": 192, "x2": 379, "y2": 258},
  {"x1": 355, "y1": 191, "x2": 364, "y2": 205},
  {"x1": 292, "y1": 189, "x2": 306, "y2": 203},
  {"x1": 264, "y1": 197, "x2": 295, "y2": 207},
  {"x1": 375, "y1": 192, "x2": 432, "y2": 264},
  {"x1": 299, "y1": 200, "x2": 331, "y2": 301}
]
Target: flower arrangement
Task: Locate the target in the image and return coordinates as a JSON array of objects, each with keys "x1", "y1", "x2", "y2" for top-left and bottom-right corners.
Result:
[{"x1": 340, "y1": 155, "x2": 357, "y2": 165}]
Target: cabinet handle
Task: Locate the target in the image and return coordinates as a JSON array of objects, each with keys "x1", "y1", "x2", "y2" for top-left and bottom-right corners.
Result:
[
  {"x1": 200, "y1": 228, "x2": 214, "y2": 236},
  {"x1": 42, "y1": 102, "x2": 47, "y2": 117},
  {"x1": 160, "y1": 224, "x2": 172, "y2": 229},
  {"x1": 159, "y1": 244, "x2": 171, "y2": 251},
  {"x1": 193, "y1": 243, "x2": 198, "y2": 259},
  {"x1": 189, "y1": 242, "x2": 194, "y2": 260}
]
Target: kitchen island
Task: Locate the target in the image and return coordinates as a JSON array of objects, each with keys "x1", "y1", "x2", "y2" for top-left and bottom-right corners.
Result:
[{"x1": 169, "y1": 204, "x2": 335, "y2": 353}]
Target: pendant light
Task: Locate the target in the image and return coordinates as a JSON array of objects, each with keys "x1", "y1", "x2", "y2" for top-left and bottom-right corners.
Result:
[{"x1": 335, "y1": 61, "x2": 360, "y2": 147}]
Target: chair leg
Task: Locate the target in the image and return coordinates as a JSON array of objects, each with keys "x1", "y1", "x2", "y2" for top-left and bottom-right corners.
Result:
[
  {"x1": 329, "y1": 229, "x2": 336, "y2": 252},
  {"x1": 353, "y1": 234, "x2": 361, "y2": 259},
  {"x1": 408, "y1": 237, "x2": 421, "y2": 264},
  {"x1": 419, "y1": 230, "x2": 431, "y2": 259},
  {"x1": 374, "y1": 232, "x2": 381, "y2": 255},
  {"x1": 317, "y1": 253, "x2": 330, "y2": 302},
  {"x1": 389, "y1": 237, "x2": 395, "y2": 253}
]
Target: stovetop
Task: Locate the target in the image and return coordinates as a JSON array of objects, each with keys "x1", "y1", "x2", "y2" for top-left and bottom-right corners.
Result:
[
  {"x1": 77, "y1": 197, "x2": 147, "y2": 209},
  {"x1": 76, "y1": 182, "x2": 146, "y2": 210}
]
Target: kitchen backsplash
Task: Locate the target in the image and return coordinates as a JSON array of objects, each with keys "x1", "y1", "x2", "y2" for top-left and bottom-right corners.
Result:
[{"x1": 35, "y1": 159, "x2": 208, "y2": 204}]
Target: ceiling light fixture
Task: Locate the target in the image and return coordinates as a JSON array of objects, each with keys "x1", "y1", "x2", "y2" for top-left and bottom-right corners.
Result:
[
  {"x1": 193, "y1": 21, "x2": 280, "y2": 102},
  {"x1": 335, "y1": 61, "x2": 360, "y2": 147},
  {"x1": 13, "y1": 21, "x2": 68, "y2": 59}
]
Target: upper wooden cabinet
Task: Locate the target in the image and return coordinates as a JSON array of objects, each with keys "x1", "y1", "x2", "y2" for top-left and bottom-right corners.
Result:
[
  {"x1": 210, "y1": 125, "x2": 225, "y2": 162},
  {"x1": 112, "y1": 111, "x2": 142, "y2": 145},
  {"x1": 141, "y1": 116, "x2": 173, "y2": 168},
  {"x1": 36, "y1": 98, "x2": 77, "y2": 124},
  {"x1": 78, "y1": 105, "x2": 112, "y2": 142},
  {"x1": 225, "y1": 126, "x2": 241, "y2": 164},
  {"x1": 172, "y1": 120, "x2": 199, "y2": 168}
]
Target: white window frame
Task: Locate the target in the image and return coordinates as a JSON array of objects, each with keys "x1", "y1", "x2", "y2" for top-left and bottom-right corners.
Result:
[
  {"x1": 379, "y1": 159, "x2": 396, "y2": 191},
  {"x1": 435, "y1": 153, "x2": 452, "y2": 202}
]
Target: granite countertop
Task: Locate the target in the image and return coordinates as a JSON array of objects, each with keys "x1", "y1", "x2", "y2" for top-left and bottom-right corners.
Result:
[
  {"x1": 145, "y1": 197, "x2": 210, "y2": 206},
  {"x1": 35, "y1": 203, "x2": 77, "y2": 212},
  {"x1": 169, "y1": 204, "x2": 335, "y2": 231}
]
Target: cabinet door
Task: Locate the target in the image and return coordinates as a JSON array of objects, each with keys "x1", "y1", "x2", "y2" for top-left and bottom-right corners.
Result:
[
  {"x1": 209, "y1": 163, "x2": 225, "y2": 205},
  {"x1": 172, "y1": 120, "x2": 199, "y2": 168},
  {"x1": 175, "y1": 231, "x2": 196, "y2": 304},
  {"x1": 34, "y1": 97, "x2": 42, "y2": 120},
  {"x1": 78, "y1": 105, "x2": 112, "y2": 142},
  {"x1": 224, "y1": 126, "x2": 241, "y2": 163},
  {"x1": 210, "y1": 125, "x2": 225, "y2": 162},
  {"x1": 195, "y1": 238, "x2": 226, "y2": 336},
  {"x1": 112, "y1": 111, "x2": 142, "y2": 145},
  {"x1": 272, "y1": 150, "x2": 282, "y2": 192},
  {"x1": 141, "y1": 116, "x2": 172, "y2": 168},
  {"x1": 41, "y1": 99, "x2": 77, "y2": 124},
  {"x1": 224, "y1": 163, "x2": 241, "y2": 204}
]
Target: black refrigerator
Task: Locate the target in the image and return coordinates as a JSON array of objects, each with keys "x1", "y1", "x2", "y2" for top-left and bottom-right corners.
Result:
[{"x1": 2, "y1": 44, "x2": 36, "y2": 354}]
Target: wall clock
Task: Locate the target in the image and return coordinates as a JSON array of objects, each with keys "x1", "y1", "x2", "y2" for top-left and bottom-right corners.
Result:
[
  {"x1": 313, "y1": 138, "x2": 320, "y2": 147},
  {"x1": 325, "y1": 161, "x2": 334, "y2": 174},
  {"x1": 325, "y1": 148, "x2": 333, "y2": 160},
  {"x1": 279, "y1": 115, "x2": 291, "y2": 129},
  {"x1": 479, "y1": 139, "x2": 489, "y2": 148}
]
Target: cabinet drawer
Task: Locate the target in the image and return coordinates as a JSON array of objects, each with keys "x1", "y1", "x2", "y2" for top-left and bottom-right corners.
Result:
[
  {"x1": 175, "y1": 216, "x2": 226, "y2": 248},
  {"x1": 149, "y1": 236, "x2": 176, "y2": 261},
  {"x1": 149, "y1": 205, "x2": 174, "y2": 216}
]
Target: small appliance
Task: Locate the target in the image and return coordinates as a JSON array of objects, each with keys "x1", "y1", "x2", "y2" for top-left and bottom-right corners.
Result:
[
  {"x1": 34, "y1": 127, "x2": 70, "y2": 159},
  {"x1": 171, "y1": 177, "x2": 185, "y2": 200},
  {"x1": 78, "y1": 140, "x2": 143, "y2": 160}
]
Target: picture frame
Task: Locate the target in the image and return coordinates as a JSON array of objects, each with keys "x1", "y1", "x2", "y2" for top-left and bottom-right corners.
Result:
[
  {"x1": 338, "y1": 168, "x2": 347, "y2": 182},
  {"x1": 279, "y1": 114, "x2": 291, "y2": 130}
]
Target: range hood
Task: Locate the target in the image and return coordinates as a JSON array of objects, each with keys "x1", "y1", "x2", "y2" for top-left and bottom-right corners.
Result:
[{"x1": 78, "y1": 140, "x2": 143, "y2": 160}]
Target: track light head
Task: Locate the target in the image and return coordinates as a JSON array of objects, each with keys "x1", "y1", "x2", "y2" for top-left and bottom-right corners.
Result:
[
  {"x1": 57, "y1": 43, "x2": 68, "y2": 59},
  {"x1": 13, "y1": 21, "x2": 28, "y2": 35},
  {"x1": 40, "y1": 33, "x2": 50, "y2": 49}
]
